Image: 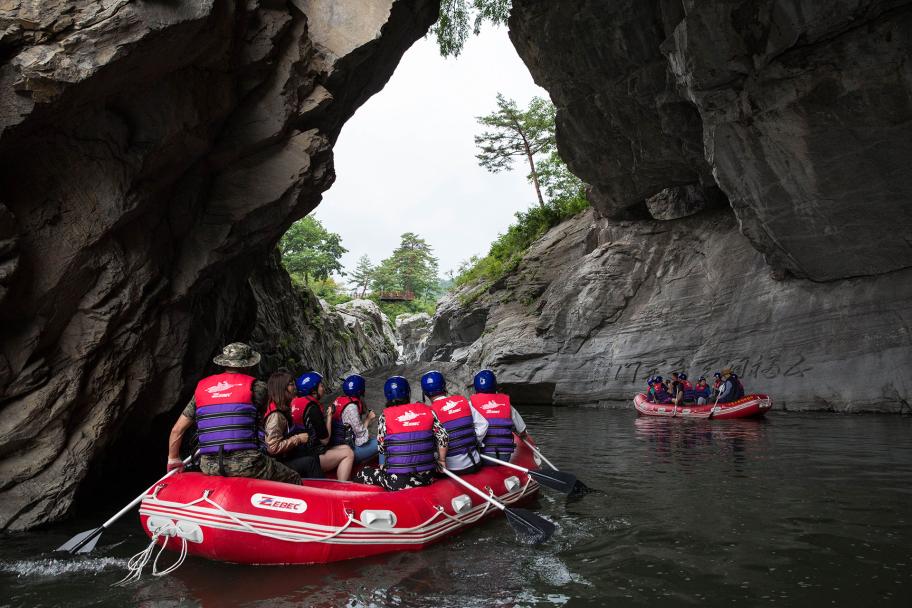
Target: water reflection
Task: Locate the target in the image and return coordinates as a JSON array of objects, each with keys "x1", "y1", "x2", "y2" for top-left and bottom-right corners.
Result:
[
  {"x1": 633, "y1": 416, "x2": 769, "y2": 470},
  {"x1": 3, "y1": 410, "x2": 912, "y2": 607}
]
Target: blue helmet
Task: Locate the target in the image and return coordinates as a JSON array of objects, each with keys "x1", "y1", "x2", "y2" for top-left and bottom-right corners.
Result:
[
  {"x1": 699, "y1": 375, "x2": 706, "y2": 381},
  {"x1": 679, "y1": 372, "x2": 688, "y2": 381},
  {"x1": 474, "y1": 369, "x2": 497, "y2": 392},
  {"x1": 654, "y1": 375, "x2": 663, "y2": 384},
  {"x1": 421, "y1": 370, "x2": 446, "y2": 396},
  {"x1": 295, "y1": 371, "x2": 323, "y2": 396},
  {"x1": 646, "y1": 376, "x2": 655, "y2": 386},
  {"x1": 384, "y1": 376, "x2": 410, "y2": 402},
  {"x1": 713, "y1": 372, "x2": 721, "y2": 378},
  {"x1": 343, "y1": 374, "x2": 365, "y2": 397}
]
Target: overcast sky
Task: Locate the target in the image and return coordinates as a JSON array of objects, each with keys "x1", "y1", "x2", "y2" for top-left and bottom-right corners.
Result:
[{"x1": 314, "y1": 26, "x2": 547, "y2": 282}]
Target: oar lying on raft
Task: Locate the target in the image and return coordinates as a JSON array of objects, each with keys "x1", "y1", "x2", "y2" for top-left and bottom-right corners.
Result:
[
  {"x1": 57, "y1": 454, "x2": 194, "y2": 555},
  {"x1": 440, "y1": 468, "x2": 555, "y2": 545},
  {"x1": 478, "y1": 454, "x2": 578, "y2": 495},
  {"x1": 520, "y1": 438, "x2": 591, "y2": 496}
]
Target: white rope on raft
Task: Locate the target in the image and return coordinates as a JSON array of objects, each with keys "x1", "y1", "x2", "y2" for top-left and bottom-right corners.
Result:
[{"x1": 118, "y1": 474, "x2": 536, "y2": 582}]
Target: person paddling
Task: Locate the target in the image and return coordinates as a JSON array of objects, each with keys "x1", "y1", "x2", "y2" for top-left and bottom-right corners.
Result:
[
  {"x1": 166, "y1": 342, "x2": 300, "y2": 484},
  {"x1": 290, "y1": 372, "x2": 355, "y2": 481},
  {"x1": 469, "y1": 369, "x2": 528, "y2": 462},
  {"x1": 263, "y1": 372, "x2": 323, "y2": 478},
  {"x1": 353, "y1": 376, "x2": 449, "y2": 491},
  {"x1": 330, "y1": 374, "x2": 378, "y2": 463},
  {"x1": 422, "y1": 370, "x2": 488, "y2": 475}
]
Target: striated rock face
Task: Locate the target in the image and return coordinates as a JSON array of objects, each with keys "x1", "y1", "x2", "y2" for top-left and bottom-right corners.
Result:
[
  {"x1": 509, "y1": 1, "x2": 912, "y2": 280},
  {"x1": 249, "y1": 257, "x2": 397, "y2": 383},
  {"x1": 395, "y1": 312, "x2": 432, "y2": 363},
  {"x1": 423, "y1": 209, "x2": 912, "y2": 412},
  {"x1": 0, "y1": 0, "x2": 438, "y2": 530}
]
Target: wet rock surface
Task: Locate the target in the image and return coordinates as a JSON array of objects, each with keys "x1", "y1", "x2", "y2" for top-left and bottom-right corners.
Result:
[
  {"x1": 0, "y1": 0, "x2": 437, "y2": 530},
  {"x1": 422, "y1": 209, "x2": 912, "y2": 412},
  {"x1": 394, "y1": 312, "x2": 432, "y2": 364},
  {"x1": 509, "y1": 0, "x2": 912, "y2": 280}
]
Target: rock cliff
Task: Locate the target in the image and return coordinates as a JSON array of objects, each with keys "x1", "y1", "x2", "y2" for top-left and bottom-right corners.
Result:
[
  {"x1": 0, "y1": 0, "x2": 437, "y2": 530},
  {"x1": 413, "y1": 0, "x2": 912, "y2": 411},
  {"x1": 424, "y1": 208, "x2": 912, "y2": 412},
  {"x1": 509, "y1": 0, "x2": 912, "y2": 281}
]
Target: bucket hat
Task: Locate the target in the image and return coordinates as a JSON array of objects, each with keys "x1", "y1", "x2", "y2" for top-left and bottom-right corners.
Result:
[{"x1": 213, "y1": 342, "x2": 261, "y2": 368}]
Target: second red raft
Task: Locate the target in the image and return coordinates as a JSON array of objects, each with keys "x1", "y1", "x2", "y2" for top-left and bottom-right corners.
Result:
[{"x1": 634, "y1": 393, "x2": 772, "y2": 419}]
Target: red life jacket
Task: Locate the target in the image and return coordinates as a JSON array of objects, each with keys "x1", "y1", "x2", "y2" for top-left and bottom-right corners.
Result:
[
  {"x1": 384, "y1": 403, "x2": 436, "y2": 474},
  {"x1": 290, "y1": 395, "x2": 322, "y2": 430},
  {"x1": 470, "y1": 393, "x2": 515, "y2": 457},
  {"x1": 328, "y1": 396, "x2": 364, "y2": 446},
  {"x1": 332, "y1": 395, "x2": 365, "y2": 419},
  {"x1": 431, "y1": 395, "x2": 477, "y2": 456},
  {"x1": 193, "y1": 373, "x2": 258, "y2": 454}
]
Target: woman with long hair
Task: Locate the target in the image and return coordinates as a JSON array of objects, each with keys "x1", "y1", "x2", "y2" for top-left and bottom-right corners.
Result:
[{"x1": 263, "y1": 372, "x2": 322, "y2": 479}]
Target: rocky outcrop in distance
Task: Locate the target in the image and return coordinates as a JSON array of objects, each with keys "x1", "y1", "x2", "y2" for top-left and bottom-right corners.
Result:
[
  {"x1": 509, "y1": 0, "x2": 912, "y2": 281},
  {"x1": 422, "y1": 209, "x2": 912, "y2": 412},
  {"x1": 395, "y1": 312, "x2": 432, "y2": 363},
  {"x1": 249, "y1": 255, "x2": 397, "y2": 381},
  {"x1": 0, "y1": 0, "x2": 438, "y2": 531}
]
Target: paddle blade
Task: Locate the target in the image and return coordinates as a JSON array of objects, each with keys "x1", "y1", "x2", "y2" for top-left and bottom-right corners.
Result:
[
  {"x1": 504, "y1": 507, "x2": 555, "y2": 545},
  {"x1": 529, "y1": 469, "x2": 578, "y2": 495},
  {"x1": 56, "y1": 527, "x2": 103, "y2": 554}
]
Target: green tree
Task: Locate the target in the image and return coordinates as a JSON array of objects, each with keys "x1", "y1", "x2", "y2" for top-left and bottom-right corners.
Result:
[
  {"x1": 279, "y1": 216, "x2": 347, "y2": 282},
  {"x1": 475, "y1": 94, "x2": 556, "y2": 208},
  {"x1": 432, "y1": 0, "x2": 511, "y2": 57},
  {"x1": 349, "y1": 254, "x2": 374, "y2": 298},
  {"x1": 369, "y1": 257, "x2": 398, "y2": 293},
  {"x1": 388, "y1": 232, "x2": 440, "y2": 299}
]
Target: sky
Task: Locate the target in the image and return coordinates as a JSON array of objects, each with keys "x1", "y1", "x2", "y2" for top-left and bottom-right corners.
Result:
[{"x1": 314, "y1": 25, "x2": 547, "y2": 282}]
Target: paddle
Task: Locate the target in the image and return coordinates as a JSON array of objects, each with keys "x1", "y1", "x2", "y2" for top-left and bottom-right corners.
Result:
[
  {"x1": 439, "y1": 467, "x2": 555, "y2": 545},
  {"x1": 57, "y1": 454, "x2": 194, "y2": 555},
  {"x1": 520, "y1": 437, "x2": 591, "y2": 495},
  {"x1": 478, "y1": 454, "x2": 578, "y2": 495}
]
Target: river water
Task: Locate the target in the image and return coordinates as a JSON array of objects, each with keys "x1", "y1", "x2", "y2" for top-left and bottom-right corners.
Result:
[{"x1": 2, "y1": 408, "x2": 911, "y2": 607}]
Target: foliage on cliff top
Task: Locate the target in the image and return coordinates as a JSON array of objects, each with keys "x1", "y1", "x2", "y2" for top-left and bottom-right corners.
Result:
[
  {"x1": 453, "y1": 95, "x2": 589, "y2": 297},
  {"x1": 433, "y1": 0, "x2": 511, "y2": 57},
  {"x1": 279, "y1": 216, "x2": 347, "y2": 283}
]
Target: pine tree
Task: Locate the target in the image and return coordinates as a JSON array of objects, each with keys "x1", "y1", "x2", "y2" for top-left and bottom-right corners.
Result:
[
  {"x1": 350, "y1": 255, "x2": 374, "y2": 298},
  {"x1": 475, "y1": 94, "x2": 556, "y2": 208}
]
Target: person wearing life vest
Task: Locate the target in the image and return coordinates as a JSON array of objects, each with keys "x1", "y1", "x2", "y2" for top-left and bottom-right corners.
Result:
[
  {"x1": 166, "y1": 342, "x2": 300, "y2": 484},
  {"x1": 263, "y1": 371, "x2": 323, "y2": 479},
  {"x1": 674, "y1": 372, "x2": 695, "y2": 405},
  {"x1": 290, "y1": 372, "x2": 355, "y2": 481},
  {"x1": 647, "y1": 376, "x2": 674, "y2": 404},
  {"x1": 331, "y1": 374, "x2": 378, "y2": 464},
  {"x1": 694, "y1": 376, "x2": 712, "y2": 405},
  {"x1": 716, "y1": 368, "x2": 738, "y2": 404},
  {"x1": 470, "y1": 369, "x2": 529, "y2": 463},
  {"x1": 731, "y1": 373, "x2": 746, "y2": 399},
  {"x1": 712, "y1": 372, "x2": 723, "y2": 400},
  {"x1": 353, "y1": 376, "x2": 449, "y2": 491},
  {"x1": 422, "y1": 370, "x2": 488, "y2": 474}
]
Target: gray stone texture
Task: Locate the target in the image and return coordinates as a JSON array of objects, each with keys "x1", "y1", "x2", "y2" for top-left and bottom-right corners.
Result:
[
  {"x1": 509, "y1": 0, "x2": 912, "y2": 280},
  {"x1": 395, "y1": 312, "x2": 432, "y2": 363},
  {"x1": 422, "y1": 209, "x2": 912, "y2": 412},
  {"x1": 0, "y1": 0, "x2": 438, "y2": 530}
]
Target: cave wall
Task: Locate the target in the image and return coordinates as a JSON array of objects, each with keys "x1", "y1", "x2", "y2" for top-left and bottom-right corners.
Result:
[
  {"x1": 0, "y1": 0, "x2": 438, "y2": 531},
  {"x1": 509, "y1": 0, "x2": 912, "y2": 280}
]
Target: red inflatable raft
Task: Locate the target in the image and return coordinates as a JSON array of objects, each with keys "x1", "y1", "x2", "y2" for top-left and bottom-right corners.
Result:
[
  {"x1": 633, "y1": 393, "x2": 772, "y2": 419},
  {"x1": 138, "y1": 436, "x2": 542, "y2": 565}
]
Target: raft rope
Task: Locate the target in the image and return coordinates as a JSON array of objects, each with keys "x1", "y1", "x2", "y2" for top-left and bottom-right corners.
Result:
[{"x1": 119, "y1": 476, "x2": 535, "y2": 582}]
